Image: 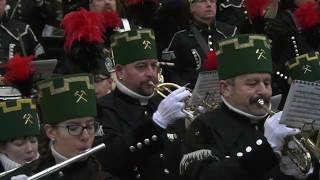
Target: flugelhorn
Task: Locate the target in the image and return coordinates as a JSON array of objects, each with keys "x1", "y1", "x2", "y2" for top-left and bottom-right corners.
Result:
[
  {"x1": 257, "y1": 99, "x2": 312, "y2": 174},
  {"x1": 27, "y1": 143, "x2": 106, "y2": 180},
  {"x1": 151, "y1": 82, "x2": 194, "y2": 120}
]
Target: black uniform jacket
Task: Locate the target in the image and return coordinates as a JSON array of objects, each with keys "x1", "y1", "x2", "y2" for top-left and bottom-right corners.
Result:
[
  {"x1": 7, "y1": 0, "x2": 60, "y2": 36},
  {"x1": 165, "y1": 21, "x2": 237, "y2": 88},
  {"x1": 182, "y1": 104, "x2": 319, "y2": 180},
  {"x1": 96, "y1": 88, "x2": 185, "y2": 180},
  {"x1": 31, "y1": 153, "x2": 110, "y2": 180},
  {"x1": 0, "y1": 15, "x2": 43, "y2": 64}
]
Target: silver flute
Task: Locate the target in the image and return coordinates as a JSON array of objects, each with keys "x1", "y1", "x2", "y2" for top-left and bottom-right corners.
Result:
[{"x1": 28, "y1": 143, "x2": 106, "y2": 180}]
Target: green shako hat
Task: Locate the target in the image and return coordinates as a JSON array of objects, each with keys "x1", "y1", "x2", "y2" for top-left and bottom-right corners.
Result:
[
  {"x1": 286, "y1": 52, "x2": 320, "y2": 82},
  {"x1": 37, "y1": 73, "x2": 97, "y2": 124},
  {"x1": 216, "y1": 34, "x2": 273, "y2": 80},
  {"x1": 111, "y1": 28, "x2": 157, "y2": 65},
  {"x1": 0, "y1": 99, "x2": 40, "y2": 141}
]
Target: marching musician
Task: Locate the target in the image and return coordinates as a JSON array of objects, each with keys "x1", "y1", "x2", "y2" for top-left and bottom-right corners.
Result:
[
  {"x1": 0, "y1": 0, "x2": 45, "y2": 65},
  {"x1": 163, "y1": 0, "x2": 237, "y2": 89},
  {"x1": 96, "y1": 28, "x2": 189, "y2": 180},
  {"x1": 181, "y1": 34, "x2": 319, "y2": 180},
  {"x1": 28, "y1": 73, "x2": 118, "y2": 180},
  {"x1": 0, "y1": 99, "x2": 40, "y2": 176}
]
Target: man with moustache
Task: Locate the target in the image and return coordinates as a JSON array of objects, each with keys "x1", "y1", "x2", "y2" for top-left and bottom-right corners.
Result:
[
  {"x1": 180, "y1": 34, "x2": 319, "y2": 180},
  {"x1": 97, "y1": 28, "x2": 189, "y2": 180}
]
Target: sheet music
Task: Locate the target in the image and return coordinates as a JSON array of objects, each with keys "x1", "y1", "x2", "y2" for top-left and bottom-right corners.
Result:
[
  {"x1": 280, "y1": 80, "x2": 320, "y2": 130},
  {"x1": 188, "y1": 70, "x2": 221, "y2": 107}
]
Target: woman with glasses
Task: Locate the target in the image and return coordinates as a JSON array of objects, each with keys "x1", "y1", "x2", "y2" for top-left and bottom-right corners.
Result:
[
  {"x1": 0, "y1": 99, "x2": 40, "y2": 176},
  {"x1": 28, "y1": 73, "x2": 118, "y2": 180}
]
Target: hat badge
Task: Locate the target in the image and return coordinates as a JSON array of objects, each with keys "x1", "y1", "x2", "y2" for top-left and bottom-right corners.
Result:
[
  {"x1": 302, "y1": 65, "x2": 312, "y2": 74},
  {"x1": 142, "y1": 40, "x2": 152, "y2": 50},
  {"x1": 255, "y1": 49, "x2": 266, "y2": 60},
  {"x1": 23, "y1": 114, "x2": 33, "y2": 124},
  {"x1": 74, "y1": 90, "x2": 88, "y2": 103}
]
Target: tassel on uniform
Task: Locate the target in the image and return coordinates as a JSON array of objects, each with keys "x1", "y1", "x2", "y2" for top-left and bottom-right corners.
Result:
[
  {"x1": 203, "y1": 50, "x2": 217, "y2": 71},
  {"x1": 179, "y1": 149, "x2": 216, "y2": 174}
]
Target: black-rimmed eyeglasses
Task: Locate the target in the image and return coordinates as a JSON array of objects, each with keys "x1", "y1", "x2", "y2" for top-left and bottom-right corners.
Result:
[{"x1": 54, "y1": 122, "x2": 100, "y2": 136}]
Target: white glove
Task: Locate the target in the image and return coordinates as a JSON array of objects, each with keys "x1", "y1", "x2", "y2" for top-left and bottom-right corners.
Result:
[
  {"x1": 264, "y1": 111, "x2": 300, "y2": 153},
  {"x1": 153, "y1": 87, "x2": 190, "y2": 128},
  {"x1": 280, "y1": 155, "x2": 313, "y2": 179},
  {"x1": 11, "y1": 175, "x2": 28, "y2": 180}
]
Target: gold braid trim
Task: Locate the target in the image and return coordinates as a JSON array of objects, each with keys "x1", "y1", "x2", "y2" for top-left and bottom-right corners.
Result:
[
  {"x1": 37, "y1": 76, "x2": 94, "y2": 98},
  {"x1": 0, "y1": 99, "x2": 36, "y2": 113},
  {"x1": 111, "y1": 29, "x2": 155, "y2": 47},
  {"x1": 216, "y1": 35, "x2": 270, "y2": 55},
  {"x1": 287, "y1": 52, "x2": 320, "y2": 69}
]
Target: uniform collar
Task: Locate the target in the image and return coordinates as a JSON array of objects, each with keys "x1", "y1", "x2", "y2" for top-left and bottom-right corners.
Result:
[
  {"x1": 192, "y1": 19, "x2": 216, "y2": 31},
  {"x1": 221, "y1": 96, "x2": 268, "y2": 123},
  {"x1": 0, "y1": 153, "x2": 21, "y2": 171},
  {"x1": 51, "y1": 142, "x2": 68, "y2": 164}
]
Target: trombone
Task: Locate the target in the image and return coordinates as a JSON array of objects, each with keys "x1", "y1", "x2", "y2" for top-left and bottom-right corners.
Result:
[{"x1": 27, "y1": 143, "x2": 106, "y2": 180}]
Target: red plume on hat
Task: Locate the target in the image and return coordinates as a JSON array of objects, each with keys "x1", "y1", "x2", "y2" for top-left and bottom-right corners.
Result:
[
  {"x1": 294, "y1": 1, "x2": 320, "y2": 30},
  {"x1": 203, "y1": 50, "x2": 217, "y2": 71},
  {"x1": 61, "y1": 8, "x2": 121, "y2": 50},
  {"x1": 1, "y1": 54, "x2": 34, "y2": 97},
  {"x1": 244, "y1": 0, "x2": 271, "y2": 17}
]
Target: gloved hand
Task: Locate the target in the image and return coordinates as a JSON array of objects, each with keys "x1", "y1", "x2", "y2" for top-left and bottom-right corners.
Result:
[
  {"x1": 264, "y1": 111, "x2": 300, "y2": 154},
  {"x1": 153, "y1": 87, "x2": 190, "y2": 128},
  {"x1": 11, "y1": 175, "x2": 28, "y2": 180},
  {"x1": 280, "y1": 155, "x2": 313, "y2": 179}
]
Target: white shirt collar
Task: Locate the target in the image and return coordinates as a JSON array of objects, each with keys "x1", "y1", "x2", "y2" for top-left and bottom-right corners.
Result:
[{"x1": 221, "y1": 96, "x2": 268, "y2": 123}]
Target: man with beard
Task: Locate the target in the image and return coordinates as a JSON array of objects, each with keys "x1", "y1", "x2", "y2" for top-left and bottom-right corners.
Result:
[
  {"x1": 96, "y1": 28, "x2": 189, "y2": 180},
  {"x1": 180, "y1": 34, "x2": 319, "y2": 180}
]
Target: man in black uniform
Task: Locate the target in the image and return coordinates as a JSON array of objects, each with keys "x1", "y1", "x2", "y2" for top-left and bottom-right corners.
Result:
[
  {"x1": 163, "y1": 0, "x2": 237, "y2": 88},
  {"x1": 97, "y1": 28, "x2": 190, "y2": 180},
  {"x1": 6, "y1": 0, "x2": 61, "y2": 37},
  {"x1": 181, "y1": 34, "x2": 319, "y2": 180},
  {"x1": 0, "y1": 0, "x2": 44, "y2": 64}
]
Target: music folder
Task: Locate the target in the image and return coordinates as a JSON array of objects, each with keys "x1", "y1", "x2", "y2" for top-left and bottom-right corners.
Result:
[
  {"x1": 31, "y1": 59, "x2": 57, "y2": 79},
  {"x1": 280, "y1": 80, "x2": 320, "y2": 130}
]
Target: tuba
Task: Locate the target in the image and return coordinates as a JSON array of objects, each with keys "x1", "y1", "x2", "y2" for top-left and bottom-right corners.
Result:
[{"x1": 257, "y1": 99, "x2": 315, "y2": 174}]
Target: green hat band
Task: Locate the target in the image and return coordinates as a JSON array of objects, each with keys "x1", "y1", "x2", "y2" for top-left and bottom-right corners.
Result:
[
  {"x1": 111, "y1": 29, "x2": 157, "y2": 65},
  {"x1": 286, "y1": 52, "x2": 320, "y2": 82},
  {"x1": 216, "y1": 34, "x2": 273, "y2": 80},
  {"x1": 37, "y1": 74, "x2": 97, "y2": 124},
  {"x1": 0, "y1": 99, "x2": 40, "y2": 141}
]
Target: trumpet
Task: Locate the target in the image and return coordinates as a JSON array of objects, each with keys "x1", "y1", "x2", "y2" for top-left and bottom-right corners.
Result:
[
  {"x1": 27, "y1": 143, "x2": 106, "y2": 180},
  {"x1": 257, "y1": 99, "x2": 313, "y2": 174}
]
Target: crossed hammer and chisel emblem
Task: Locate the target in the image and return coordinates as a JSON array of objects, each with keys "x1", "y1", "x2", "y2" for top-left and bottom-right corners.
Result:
[
  {"x1": 23, "y1": 114, "x2": 33, "y2": 124},
  {"x1": 255, "y1": 49, "x2": 266, "y2": 60},
  {"x1": 74, "y1": 90, "x2": 88, "y2": 103},
  {"x1": 303, "y1": 65, "x2": 312, "y2": 74},
  {"x1": 143, "y1": 40, "x2": 152, "y2": 50}
]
